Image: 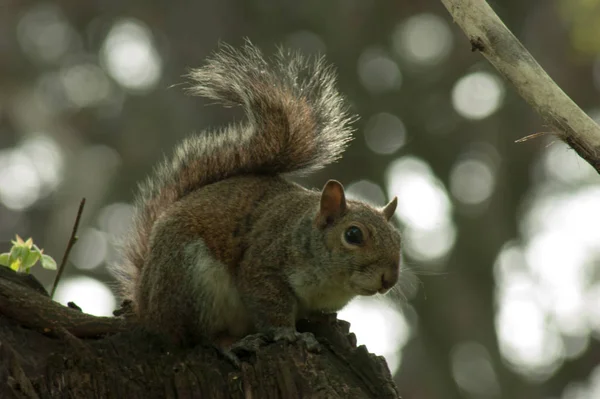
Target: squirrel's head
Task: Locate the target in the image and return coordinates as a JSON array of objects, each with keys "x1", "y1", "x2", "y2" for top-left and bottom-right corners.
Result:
[{"x1": 314, "y1": 180, "x2": 402, "y2": 298}]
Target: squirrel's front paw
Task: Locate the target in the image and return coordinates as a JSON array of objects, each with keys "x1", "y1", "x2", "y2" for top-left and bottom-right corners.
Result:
[
  {"x1": 218, "y1": 347, "x2": 244, "y2": 369},
  {"x1": 229, "y1": 332, "x2": 271, "y2": 356},
  {"x1": 229, "y1": 328, "x2": 321, "y2": 356},
  {"x1": 271, "y1": 328, "x2": 321, "y2": 353}
]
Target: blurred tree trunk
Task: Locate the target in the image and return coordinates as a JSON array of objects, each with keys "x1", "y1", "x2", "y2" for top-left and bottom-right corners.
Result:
[{"x1": 0, "y1": 268, "x2": 399, "y2": 399}]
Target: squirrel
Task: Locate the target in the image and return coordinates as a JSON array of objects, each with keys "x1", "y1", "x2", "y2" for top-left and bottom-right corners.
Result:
[{"x1": 113, "y1": 41, "x2": 402, "y2": 349}]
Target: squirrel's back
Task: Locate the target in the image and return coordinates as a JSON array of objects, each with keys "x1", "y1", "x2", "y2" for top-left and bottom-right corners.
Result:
[{"x1": 116, "y1": 41, "x2": 356, "y2": 301}]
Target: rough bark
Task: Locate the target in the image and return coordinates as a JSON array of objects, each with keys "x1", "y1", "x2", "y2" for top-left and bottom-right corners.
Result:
[
  {"x1": 440, "y1": 0, "x2": 600, "y2": 172},
  {"x1": 0, "y1": 267, "x2": 399, "y2": 398}
]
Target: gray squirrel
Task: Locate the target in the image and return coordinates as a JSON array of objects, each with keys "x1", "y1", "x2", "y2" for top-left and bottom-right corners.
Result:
[{"x1": 113, "y1": 41, "x2": 402, "y2": 348}]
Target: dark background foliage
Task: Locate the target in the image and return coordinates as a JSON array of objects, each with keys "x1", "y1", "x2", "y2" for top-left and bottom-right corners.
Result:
[{"x1": 1, "y1": 1, "x2": 600, "y2": 398}]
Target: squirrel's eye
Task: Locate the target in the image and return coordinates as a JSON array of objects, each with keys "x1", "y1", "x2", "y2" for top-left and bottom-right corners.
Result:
[{"x1": 344, "y1": 225, "x2": 364, "y2": 246}]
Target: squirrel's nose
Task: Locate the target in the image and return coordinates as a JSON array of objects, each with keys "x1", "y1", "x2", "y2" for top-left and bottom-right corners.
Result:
[{"x1": 380, "y1": 270, "x2": 398, "y2": 291}]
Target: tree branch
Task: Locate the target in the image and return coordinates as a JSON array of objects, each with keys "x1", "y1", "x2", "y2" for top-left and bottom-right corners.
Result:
[
  {"x1": 0, "y1": 267, "x2": 128, "y2": 338},
  {"x1": 439, "y1": 0, "x2": 600, "y2": 172},
  {"x1": 0, "y1": 267, "x2": 400, "y2": 398}
]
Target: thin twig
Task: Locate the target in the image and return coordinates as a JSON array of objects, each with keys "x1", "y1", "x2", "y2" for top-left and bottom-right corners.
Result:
[
  {"x1": 514, "y1": 131, "x2": 551, "y2": 143},
  {"x1": 439, "y1": 0, "x2": 600, "y2": 173},
  {"x1": 50, "y1": 198, "x2": 86, "y2": 298}
]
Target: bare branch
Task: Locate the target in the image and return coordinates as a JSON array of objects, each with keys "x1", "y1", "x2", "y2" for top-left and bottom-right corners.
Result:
[
  {"x1": 51, "y1": 198, "x2": 86, "y2": 298},
  {"x1": 439, "y1": 0, "x2": 600, "y2": 172}
]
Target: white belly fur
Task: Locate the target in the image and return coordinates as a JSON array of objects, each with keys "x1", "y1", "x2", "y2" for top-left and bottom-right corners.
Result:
[
  {"x1": 184, "y1": 240, "x2": 252, "y2": 338},
  {"x1": 289, "y1": 271, "x2": 356, "y2": 315}
]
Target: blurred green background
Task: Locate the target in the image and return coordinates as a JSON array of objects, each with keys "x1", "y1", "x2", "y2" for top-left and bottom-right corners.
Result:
[{"x1": 2, "y1": 0, "x2": 600, "y2": 398}]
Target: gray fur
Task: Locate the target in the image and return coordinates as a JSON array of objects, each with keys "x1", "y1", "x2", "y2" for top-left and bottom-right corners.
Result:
[{"x1": 114, "y1": 41, "x2": 356, "y2": 301}]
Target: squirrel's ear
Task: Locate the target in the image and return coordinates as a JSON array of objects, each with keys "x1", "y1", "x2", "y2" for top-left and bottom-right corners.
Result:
[
  {"x1": 382, "y1": 196, "x2": 397, "y2": 221},
  {"x1": 316, "y1": 180, "x2": 347, "y2": 227}
]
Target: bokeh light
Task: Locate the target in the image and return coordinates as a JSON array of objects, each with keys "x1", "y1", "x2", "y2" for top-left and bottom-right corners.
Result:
[
  {"x1": 392, "y1": 13, "x2": 453, "y2": 66},
  {"x1": 452, "y1": 71, "x2": 505, "y2": 120},
  {"x1": 403, "y1": 223, "x2": 457, "y2": 263},
  {"x1": 70, "y1": 227, "x2": 109, "y2": 270},
  {"x1": 522, "y1": 186, "x2": 600, "y2": 253},
  {"x1": 338, "y1": 297, "x2": 411, "y2": 374},
  {"x1": 386, "y1": 156, "x2": 456, "y2": 262},
  {"x1": 450, "y1": 341, "x2": 501, "y2": 397},
  {"x1": 495, "y1": 178, "x2": 600, "y2": 380},
  {"x1": 541, "y1": 141, "x2": 597, "y2": 183},
  {"x1": 449, "y1": 158, "x2": 496, "y2": 206},
  {"x1": 387, "y1": 156, "x2": 452, "y2": 230},
  {"x1": 17, "y1": 4, "x2": 80, "y2": 64},
  {"x1": 494, "y1": 244, "x2": 565, "y2": 378},
  {"x1": 60, "y1": 62, "x2": 113, "y2": 108},
  {"x1": 0, "y1": 150, "x2": 40, "y2": 210},
  {"x1": 561, "y1": 363, "x2": 600, "y2": 398},
  {"x1": 54, "y1": 276, "x2": 116, "y2": 317},
  {"x1": 97, "y1": 202, "x2": 135, "y2": 239},
  {"x1": 0, "y1": 136, "x2": 63, "y2": 210},
  {"x1": 100, "y1": 18, "x2": 162, "y2": 92},
  {"x1": 364, "y1": 112, "x2": 407, "y2": 155},
  {"x1": 496, "y1": 283, "x2": 565, "y2": 379},
  {"x1": 357, "y1": 47, "x2": 402, "y2": 94}
]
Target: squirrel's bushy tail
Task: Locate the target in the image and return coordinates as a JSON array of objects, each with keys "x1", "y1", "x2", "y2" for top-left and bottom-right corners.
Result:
[{"x1": 115, "y1": 41, "x2": 355, "y2": 301}]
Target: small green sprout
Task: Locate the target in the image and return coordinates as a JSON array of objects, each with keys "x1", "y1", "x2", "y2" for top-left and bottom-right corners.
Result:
[{"x1": 0, "y1": 235, "x2": 57, "y2": 274}]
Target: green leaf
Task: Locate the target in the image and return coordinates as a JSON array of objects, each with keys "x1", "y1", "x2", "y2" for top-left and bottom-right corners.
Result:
[
  {"x1": 2, "y1": 235, "x2": 56, "y2": 272},
  {"x1": 10, "y1": 246, "x2": 27, "y2": 261},
  {"x1": 10, "y1": 258, "x2": 22, "y2": 272},
  {"x1": 0, "y1": 253, "x2": 9, "y2": 267},
  {"x1": 21, "y1": 250, "x2": 41, "y2": 269},
  {"x1": 40, "y1": 254, "x2": 57, "y2": 270}
]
